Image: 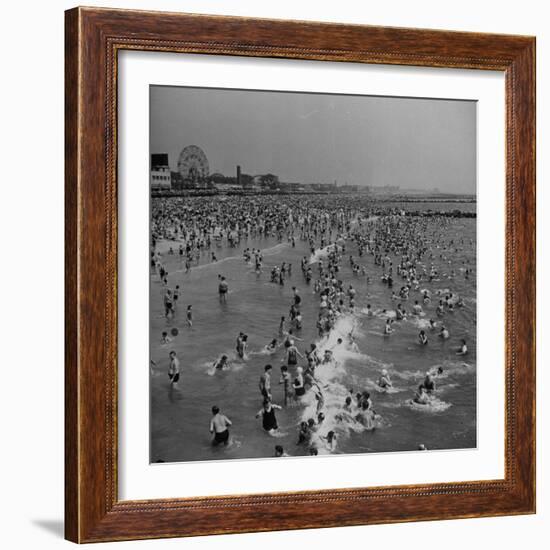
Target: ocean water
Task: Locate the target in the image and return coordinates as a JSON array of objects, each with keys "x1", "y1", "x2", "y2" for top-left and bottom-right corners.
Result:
[{"x1": 150, "y1": 199, "x2": 476, "y2": 462}]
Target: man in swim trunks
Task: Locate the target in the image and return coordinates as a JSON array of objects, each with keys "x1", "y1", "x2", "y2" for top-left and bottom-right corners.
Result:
[
  {"x1": 259, "y1": 364, "x2": 273, "y2": 400},
  {"x1": 218, "y1": 275, "x2": 228, "y2": 303},
  {"x1": 168, "y1": 351, "x2": 180, "y2": 387},
  {"x1": 209, "y1": 405, "x2": 232, "y2": 445},
  {"x1": 163, "y1": 289, "x2": 174, "y2": 318}
]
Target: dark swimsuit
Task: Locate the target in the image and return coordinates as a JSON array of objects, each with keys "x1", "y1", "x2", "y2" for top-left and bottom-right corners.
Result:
[
  {"x1": 262, "y1": 408, "x2": 278, "y2": 431},
  {"x1": 287, "y1": 349, "x2": 297, "y2": 365},
  {"x1": 423, "y1": 379, "x2": 435, "y2": 391},
  {"x1": 213, "y1": 429, "x2": 229, "y2": 444},
  {"x1": 294, "y1": 379, "x2": 305, "y2": 396}
]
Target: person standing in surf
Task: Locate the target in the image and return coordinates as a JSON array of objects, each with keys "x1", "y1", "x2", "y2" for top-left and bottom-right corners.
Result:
[
  {"x1": 259, "y1": 364, "x2": 273, "y2": 400},
  {"x1": 218, "y1": 275, "x2": 228, "y2": 303},
  {"x1": 255, "y1": 398, "x2": 282, "y2": 434},
  {"x1": 209, "y1": 406, "x2": 232, "y2": 446},
  {"x1": 236, "y1": 333, "x2": 248, "y2": 360},
  {"x1": 279, "y1": 365, "x2": 292, "y2": 406},
  {"x1": 168, "y1": 350, "x2": 180, "y2": 387},
  {"x1": 285, "y1": 340, "x2": 303, "y2": 367}
]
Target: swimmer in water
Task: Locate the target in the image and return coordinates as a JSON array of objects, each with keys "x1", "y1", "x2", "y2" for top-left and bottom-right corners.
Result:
[
  {"x1": 456, "y1": 338, "x2": 468, "y2": 355},
  {"x1": 343, "y1": 395, "x2": 354, "y2": 412},
  {"x1": 274, "y1": 445, "x2": 289, "y2": 457},
  {"x1": 324, "y1": 430, "x2": 337, "y2": 452},
  {"x1": 331, "y1": 337, "x2": 344, "y2": 352},
  {"x1": 186, "y1": 304, "x2": 193, "y2": 327},
  {"x1": 285, "y1": 340, "x2": 303, "y2": 367},
  {"x1": 236, "y1": 333, "x2": 249, "y2": 359},
  {"x1": 210, "y1": 405, "x2": 232, "y2": 446},
  {"x1": 278, "y1": 316, "x2": 286, "y2": 336},
  {"x1": 355, "y1": 400, "x2": 376, "y2": 429},
  {"x1": 168, "y1": 350, "x2": 180, "y2": 387},
  {"x1": 422, "y1": 371, "x2": 436, "y2": 393},
  {"x1": 347, "y1": 332, "x2": 360, "y2": 352},
  {"x1": 396, "y1": 303, "x2": 406, "y2": 320},
  {"x1": 279, "y1": 365, "x2": 291, "y2": 406},
  {"x1": 377, "y1": 369, "x2": 393, "y2": 390},
  {"x1": 259, "y1": 364, "x2": 273, "y2": 400},
  {"x1": 418, "y1": 330, "x2": 428, "y2": 346},
  {"x1": 413, "y1": 384, "x2": 430, "y2": 405},
  {"x1": 439, "y1": 325, "x2": 450, "y2": 339},
  {"x1": 255, "y1": 398, "x2": 282, "y2": 434},
  {"x1": 163, "y1": 289, "x2": 174, "y2": 318},
  {"x1": 384, "y1": 318, "x2": 394, "y2": 335},
  {"x1": 297, "y1": 421, "x2": 311, "y2": 445},
  {"x1": 218, "y1": 276, "x2": 228, "y2": 303},
  {"x1": 293, "y1": 367, "x2": 306, "y2": 397},
  {"x1": 264, "y1": 338, "x2": 279, "y2": 354},
  {"x1": 213, "y1": 354, "x2": 229, "y2": 370}
]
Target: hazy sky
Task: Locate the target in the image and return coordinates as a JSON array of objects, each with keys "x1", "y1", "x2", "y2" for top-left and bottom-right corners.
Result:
[{"x1": 150, "y1": 85, "x2": 476, "y2": 192}]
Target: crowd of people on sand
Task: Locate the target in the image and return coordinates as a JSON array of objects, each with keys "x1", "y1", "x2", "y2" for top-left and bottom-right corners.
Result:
[{"x1": 151, "y1": 195, "x2": 475, "y2": 457}]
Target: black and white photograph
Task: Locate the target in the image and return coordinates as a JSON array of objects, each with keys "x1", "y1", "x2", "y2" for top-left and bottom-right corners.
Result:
[{"x1": 149, "y1": 85, "x2": 477, "y2": 463}]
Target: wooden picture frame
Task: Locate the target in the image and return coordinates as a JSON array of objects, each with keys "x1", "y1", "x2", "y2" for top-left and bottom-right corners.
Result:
[{"x1": 65, "y1": 6, "x2": 536, "y2": 543}]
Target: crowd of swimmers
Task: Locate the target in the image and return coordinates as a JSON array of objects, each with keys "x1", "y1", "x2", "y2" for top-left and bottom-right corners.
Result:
[{"x1": 151, "y1": 195, "x2": 474, "y2": 457}]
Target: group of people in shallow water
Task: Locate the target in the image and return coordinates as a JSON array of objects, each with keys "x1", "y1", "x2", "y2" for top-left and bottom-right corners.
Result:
[{"x1": 151, "y1": 194, "x2": 474, "y2": 457}]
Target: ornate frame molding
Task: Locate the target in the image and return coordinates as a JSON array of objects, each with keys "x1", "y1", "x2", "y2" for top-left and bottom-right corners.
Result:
[{"x1": 65, "y1": 7, "x2": 535, "y2": 542}]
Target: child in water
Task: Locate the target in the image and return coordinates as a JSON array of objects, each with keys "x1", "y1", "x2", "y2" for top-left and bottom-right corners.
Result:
[
  {"x1": 377, "y1": 369, "x2": 392, "y2": 390},
  {"x1": 413, "y1": 385, "x2": 430, "y2": 405}
]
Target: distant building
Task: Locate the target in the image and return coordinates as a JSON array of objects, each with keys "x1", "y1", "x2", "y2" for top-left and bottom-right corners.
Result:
[
  {"x1": 170, "y1": 171, "x2": 184, "y2": 190},
  {"x1": 253, "y1": 173, "x2": 280, "y2": 189},
  {"x1": 368, "y1": 185, "x2": 400, "y2": 196},
  {"x1": 308, "y1": 183, "x2": 337, "y2": 193},
  {"x1": 151, "y1": 153, "x2": 171, "y2": 190},
  {"x1": 338, "y1": 184, "x2": 359, "y2": 193}
]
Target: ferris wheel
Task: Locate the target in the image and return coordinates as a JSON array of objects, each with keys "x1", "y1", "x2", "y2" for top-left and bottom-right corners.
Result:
[{"x1": 177, "y1": 145, "x2": 209, "y2": 183}]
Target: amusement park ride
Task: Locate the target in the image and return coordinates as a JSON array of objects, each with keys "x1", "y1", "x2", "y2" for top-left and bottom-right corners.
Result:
[{"x1": 177, "y1": 145, "x2": 210, "y2": 186}]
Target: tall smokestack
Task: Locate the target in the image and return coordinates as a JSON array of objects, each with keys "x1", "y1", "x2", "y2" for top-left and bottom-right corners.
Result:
[{"x1": 237, "y1": 165, "x2": 242, "y2": 187}]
